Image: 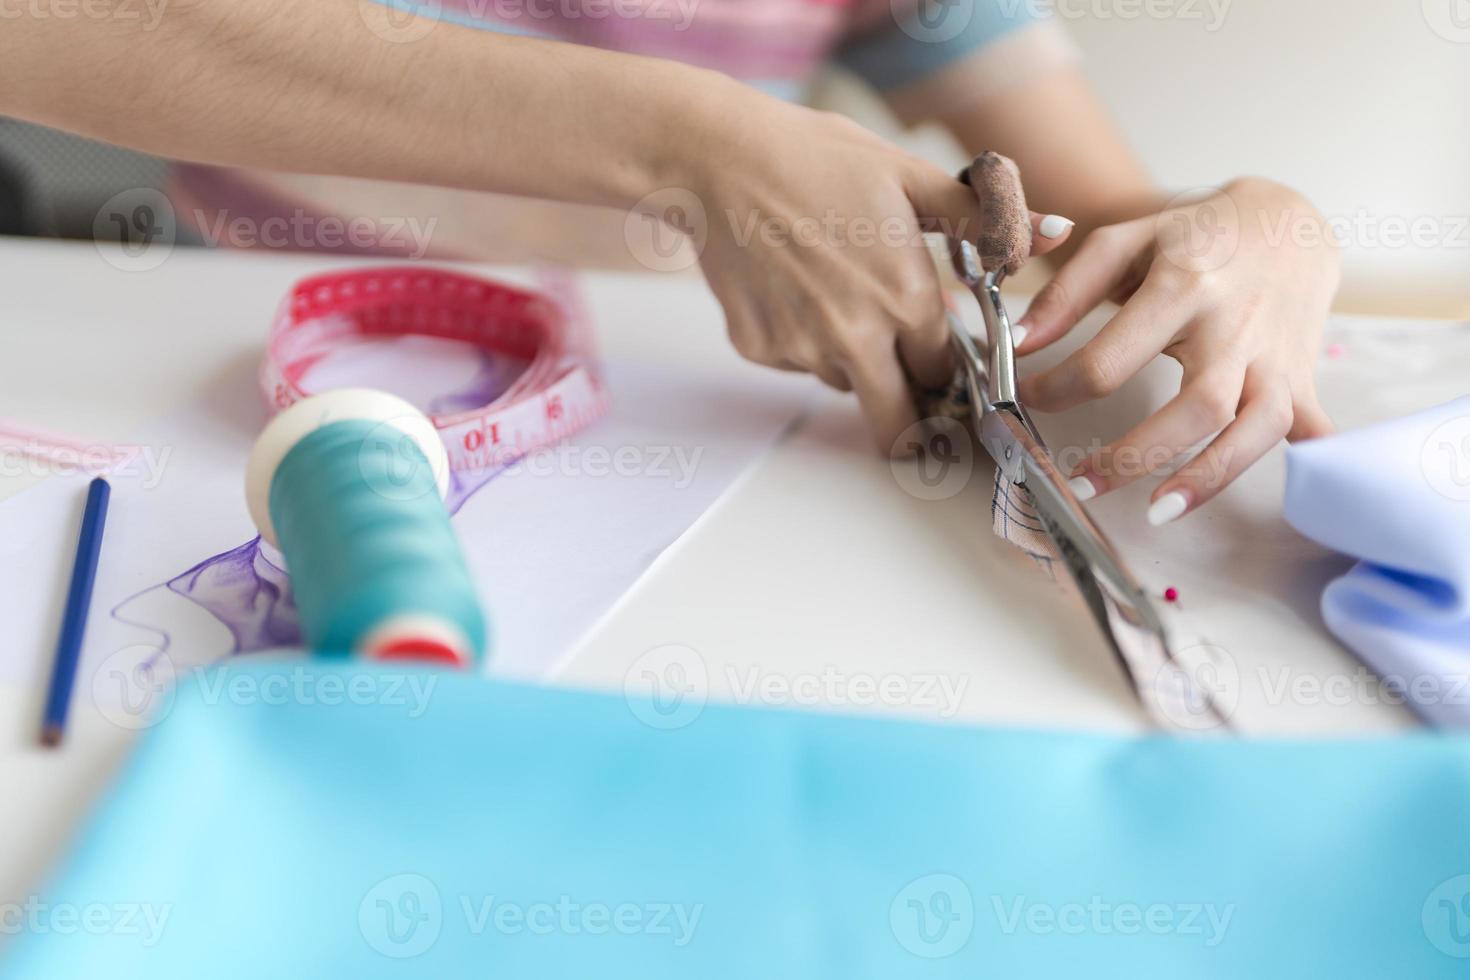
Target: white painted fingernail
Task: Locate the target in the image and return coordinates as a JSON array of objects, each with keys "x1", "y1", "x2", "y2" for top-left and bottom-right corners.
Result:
[
  {"x1": 1067, "y1": 476, "x2": 1097, "y2": 501},
  {"x1": 1038, "y1": 215, "x2": 1075, "y2": 239},
  {"x1": 1010, "y1": 322, "x2": 1029, "y2": 348},
  {"x1": 1146, "y1": 491, "x2": 1189, "y2": 527}
]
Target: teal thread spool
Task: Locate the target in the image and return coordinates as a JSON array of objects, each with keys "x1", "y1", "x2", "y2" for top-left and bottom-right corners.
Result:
[{"x1": 245, "y1": 389, "x2": 487, "y2": 668}]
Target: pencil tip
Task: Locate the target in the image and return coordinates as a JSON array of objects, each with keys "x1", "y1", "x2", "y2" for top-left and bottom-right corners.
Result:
[{"x1": 40, "y1": 726, "x2": 62, "y2": 748}]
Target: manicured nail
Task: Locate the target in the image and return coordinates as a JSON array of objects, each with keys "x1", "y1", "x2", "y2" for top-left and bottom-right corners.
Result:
[
  {"x1": 1146, "y1": 491, "x2": 1189, "y2": 527},
  {"x1": 1010, "y1": 322, "x2": 1029, "y2": 348},
  {"x1": 1038, "y1": 215, "x2": 1075, "y2": 239},
  {"x1": 1067, "y1": 475, "x2": 1097, "y2": 501}
]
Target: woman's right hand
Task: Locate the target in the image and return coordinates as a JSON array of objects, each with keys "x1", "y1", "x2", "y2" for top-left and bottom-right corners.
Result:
[{"x1": 642, "y1": 78, "x2": 1074, "y2": 455}]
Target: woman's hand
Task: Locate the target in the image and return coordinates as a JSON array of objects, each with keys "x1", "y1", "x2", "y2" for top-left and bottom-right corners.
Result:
[
  {"x1": 1014, "y1": 178, "x2": 1340, "y2": 523},
  {"x1": 658, "y1": 80, "x2": 1074, "y2": 455}
]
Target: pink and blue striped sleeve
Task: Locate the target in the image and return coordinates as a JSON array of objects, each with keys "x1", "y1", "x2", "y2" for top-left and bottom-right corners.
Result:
[{"x1": 835, "y1": 0, "x2": 1080, "y2": 123}]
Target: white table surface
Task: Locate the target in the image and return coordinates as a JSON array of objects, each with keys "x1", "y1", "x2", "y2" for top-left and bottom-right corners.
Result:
[{"x1": 1, "y1": 235, "x2": 1465, "y2": 912}]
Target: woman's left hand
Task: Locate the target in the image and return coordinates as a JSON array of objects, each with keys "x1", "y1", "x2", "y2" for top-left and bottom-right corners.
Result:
[{"x1": 1013, "y1": 177, "x2": 1340, "y2": 525}]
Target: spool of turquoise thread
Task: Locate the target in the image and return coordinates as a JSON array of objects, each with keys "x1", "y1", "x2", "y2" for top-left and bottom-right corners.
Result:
[{"x1": 245, "y1": 389, "x2": 487, "y2": 668}]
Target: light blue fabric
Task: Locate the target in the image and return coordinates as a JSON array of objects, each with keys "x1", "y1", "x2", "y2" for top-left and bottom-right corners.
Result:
[
  {"x1": 1285, "y1": 396, "x2": 1470, "y2": 727},
  {"x1": 5, "y1": 657, "x2": 1470, "y2": 977},
  {"x1": 8, "y1": 658, "x2": 1470, "y2": 975}
]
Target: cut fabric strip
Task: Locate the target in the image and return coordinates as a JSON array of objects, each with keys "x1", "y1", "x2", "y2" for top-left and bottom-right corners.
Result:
[{"x1": 914, "y1": 346, "x2": 1230, "y2": 734}]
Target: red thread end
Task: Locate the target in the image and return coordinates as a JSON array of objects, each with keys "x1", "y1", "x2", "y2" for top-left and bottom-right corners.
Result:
[{"x1": 373, "y1": 637, "x2": 467, "y2": 668}]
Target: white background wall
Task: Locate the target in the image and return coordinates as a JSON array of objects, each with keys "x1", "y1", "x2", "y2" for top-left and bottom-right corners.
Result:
[{"x1": 824, "y1": 0, "x2": 1470, "y2": 318}]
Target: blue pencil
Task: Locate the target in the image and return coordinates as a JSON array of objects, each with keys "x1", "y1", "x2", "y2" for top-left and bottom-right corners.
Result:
[{"x1": 41, "y1": 476, "x2": 111, "y2": 748}]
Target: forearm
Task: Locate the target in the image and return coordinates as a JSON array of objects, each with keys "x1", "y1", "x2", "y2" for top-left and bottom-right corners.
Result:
[
  {"x1": 0, "y1": 0, "x2": 716, "y2": 210},
  {"x1": 939, "y1": 68, "x2": 1162, "y2": 237}
]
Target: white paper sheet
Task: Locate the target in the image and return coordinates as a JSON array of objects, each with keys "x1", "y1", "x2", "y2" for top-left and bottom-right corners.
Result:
[{"x1": 0, "y1": 335, "x2": 810, "y2": 693}]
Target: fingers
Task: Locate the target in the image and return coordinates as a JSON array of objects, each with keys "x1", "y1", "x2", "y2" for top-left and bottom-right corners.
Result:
[
  {"x1": 1287, "y1": 389, "x2": 1334, "y2": 441},
  {"x1": 896, "y1": 313, "x2": 953, "y2": 391},
  {"x1": 1014, "y1": 221, "x2": 1152, "y2": 355},
  {"x1": 843, "y1": 338, "x2": 922, "y2": 457},
  {"x1": 1147, "y1": 370, "x2": 1294, "y2": 522},
  {"x1": 1067, "y1": 362, "x2": 1245, "y2": 499},
  {"x1": 905, "y1": 165, "x2": 1074, "y2": 266},
  {"x1": 1018, "y1": 275, "x2": 1190, "y2": 413},
  {"x1": 728, "y1": 300, "x2": 928, "y2": 453},
  {"x1": 777, "y1": 358, "x2": 852, "y2": 392},
  {"x1": 906, "y1": 174, "x2": 983, "y2": 240},
  {"x1": 1028, "y1": 211, "x2": 1075, "y2": 257},
  {"x1": 814, "y1": 364, "x2": 854, "y2": 393}
]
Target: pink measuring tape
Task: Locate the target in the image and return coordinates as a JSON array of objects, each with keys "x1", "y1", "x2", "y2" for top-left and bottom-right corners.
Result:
[{"x1": 261, "y1": 267, "x2": 608, "y2": 468}]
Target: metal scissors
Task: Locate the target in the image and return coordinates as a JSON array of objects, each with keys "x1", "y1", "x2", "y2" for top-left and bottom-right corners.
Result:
[{"x1": 946, "y1": 239, "x2": 1230, "y2": 732}]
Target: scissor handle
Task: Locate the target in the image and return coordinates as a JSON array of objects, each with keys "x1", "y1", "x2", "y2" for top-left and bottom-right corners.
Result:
[{"x1": 950, "y1": 240, "x2": 1022, "y2": 413}]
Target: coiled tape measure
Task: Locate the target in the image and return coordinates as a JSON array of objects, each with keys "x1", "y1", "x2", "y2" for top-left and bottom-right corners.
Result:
[
  {"x1": 246, "y1": 266, "x2": 608, "y2": 668},
  {"x1": 261, "y1": 267, "x2": 608, "y2": 472}
]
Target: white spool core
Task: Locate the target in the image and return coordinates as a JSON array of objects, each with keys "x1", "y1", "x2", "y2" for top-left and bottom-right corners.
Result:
[{"x1": 244, "y1": 388, "x2": 451, "y2": 549}]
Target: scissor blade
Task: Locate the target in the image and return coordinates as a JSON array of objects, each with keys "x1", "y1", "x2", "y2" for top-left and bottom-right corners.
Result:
[{"x1": 990, "y1": 410, "x2": 1167, "y2": 635}]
